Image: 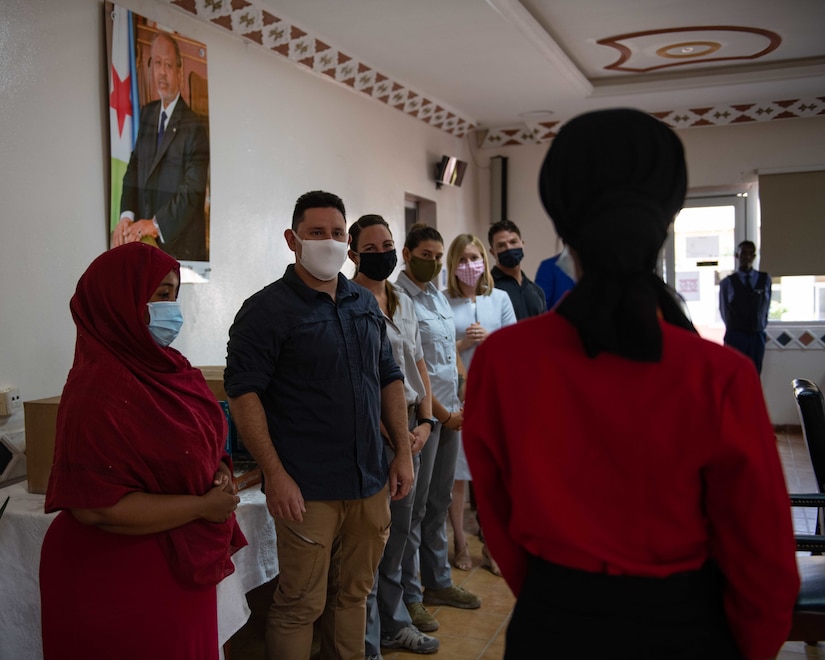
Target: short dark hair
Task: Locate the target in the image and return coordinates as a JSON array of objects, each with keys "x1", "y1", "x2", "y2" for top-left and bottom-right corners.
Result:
[
  {"x1": 292, "y1": 191, "x2": 346, "y2": 230},
  {"x1": 737, "y1": 240, "x2": 756, "y2": 252},
  {"x1": 404, "y1": 223, "x2": 443, "y2": 251},
  {"x1": 488, "y1": 219, "x2": 521, "y2": 246}
]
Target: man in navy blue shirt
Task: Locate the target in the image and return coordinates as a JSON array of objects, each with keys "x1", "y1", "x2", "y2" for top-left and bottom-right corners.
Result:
[
  {"x1": 224, "y1": 190, "x2": 413, "y2": 660},
  {"x1": 488, "y1": 219, "x2": 547, "y2": 320}
]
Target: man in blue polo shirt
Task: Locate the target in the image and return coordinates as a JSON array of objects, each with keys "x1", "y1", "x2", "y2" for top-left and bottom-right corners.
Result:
[
  {"x1": 488, "y1": 219, "x2": 547, "y2": 320},
  {"x1": 224, "y1": 190, "x2": 413, "y2": 660}
]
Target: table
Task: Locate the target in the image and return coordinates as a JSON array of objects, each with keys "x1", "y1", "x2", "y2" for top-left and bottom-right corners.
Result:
[{"x1": 0, "y1": 481, "x2": 278, "y2": 660}]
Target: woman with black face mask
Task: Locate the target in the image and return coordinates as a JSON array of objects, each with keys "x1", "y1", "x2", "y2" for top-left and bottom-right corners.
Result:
[{"x1": 349, "y1": 215, "x2": 441, "y2": 657}]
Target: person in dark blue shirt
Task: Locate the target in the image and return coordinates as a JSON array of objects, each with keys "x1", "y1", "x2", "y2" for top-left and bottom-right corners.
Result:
[
  {"x1": 719, "y1": 240, "x2": 772, "y2": 374},
  {"x1": 224, "y1": 190, "x2": 413, "y2": 660},
  {"x1": 535, "y1": 249, "x2": 575, "y2": 311},
  {"x1": 488, "y1": 219, "x2": 547, "y2": 320}
]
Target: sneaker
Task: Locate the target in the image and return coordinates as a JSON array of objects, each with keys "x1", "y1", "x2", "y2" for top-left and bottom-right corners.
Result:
[
  {"x1": 423, "y1": 584, "x2": 481, "y2": 609},
  {"x1": 406, "y1": 601, "x2": 439, "y2": 632},
  {"x1": 381, "y1": 625, "x2": 440, "y2": 654}
]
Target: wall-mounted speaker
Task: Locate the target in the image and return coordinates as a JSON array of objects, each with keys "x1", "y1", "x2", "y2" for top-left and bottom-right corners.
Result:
[{"x1": 435, "y1": 155, "x2": 468, "y2": 189}]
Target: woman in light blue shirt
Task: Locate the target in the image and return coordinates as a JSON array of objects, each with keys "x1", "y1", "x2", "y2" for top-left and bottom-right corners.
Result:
[
  {"x1": 395, "y1": 223, "x2": 482, "y2": 633},
  {"x1": 445, "y1": 233, "x2": 516, "y2": 576}
]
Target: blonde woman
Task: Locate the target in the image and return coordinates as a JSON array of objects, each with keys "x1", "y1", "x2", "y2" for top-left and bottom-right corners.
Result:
[{"x1": 445, "y1": 234, "x2": 515, "y2": 575}]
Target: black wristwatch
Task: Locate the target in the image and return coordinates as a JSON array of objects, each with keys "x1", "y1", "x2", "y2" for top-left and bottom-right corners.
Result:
[{"x1": 417, "y1": 418, "x2": 436, "y2": 429}]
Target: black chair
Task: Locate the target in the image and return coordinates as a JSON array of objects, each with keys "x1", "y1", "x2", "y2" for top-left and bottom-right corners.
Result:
[
  {"x1": 788, "y1": 494, "x2": 825, "y2": 644},
  {"x1": 793, "y1": 378, "x2": 825, "y2": 534},
  {"x1": 789, "y1": 378, "x2": 825, "y2": 644}
]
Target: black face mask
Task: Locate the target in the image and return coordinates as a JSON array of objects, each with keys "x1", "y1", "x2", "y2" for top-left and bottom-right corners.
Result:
[
  {"x1": 497, "y1": 247, "x2": 524, "y2": 268},
  {"x1": 358, "y1": 250, "x2": 398, "y2": 281}
]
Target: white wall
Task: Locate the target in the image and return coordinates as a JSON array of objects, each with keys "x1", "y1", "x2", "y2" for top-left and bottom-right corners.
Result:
[
  {"x1": 473, "y1": 116, "x2": 825, "y2": 424},
  {"x1": 0, "y1": 0, "x2": 480, "y2": 420}
]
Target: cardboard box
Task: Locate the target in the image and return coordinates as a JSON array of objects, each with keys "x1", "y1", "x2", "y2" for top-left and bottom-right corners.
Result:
[
  {"x1": 23, "y1": 372, "x2": 238, "y2": 495},
  {"x1": 24, "y1": 396, "x2": 61, "y2": 494},
  {"x1": 196, "y1": 366, "x2": 227, "y2": 401},
  {"x1": 200, "y1": 367, "x2": 257, "y2": 467}
]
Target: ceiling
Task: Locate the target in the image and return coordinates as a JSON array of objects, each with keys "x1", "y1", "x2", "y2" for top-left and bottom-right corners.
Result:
[{"x1": 170, "y1": 0, "x2": 825, "y2": 146}]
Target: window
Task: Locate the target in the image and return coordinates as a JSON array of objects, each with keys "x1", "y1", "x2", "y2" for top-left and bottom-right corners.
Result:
[
  {"x1": 663, "y1": 187, "x2": 825, "y2": 328},
  {"x1": 771, "y1": 276, "x2": 825, "y2": 321}
]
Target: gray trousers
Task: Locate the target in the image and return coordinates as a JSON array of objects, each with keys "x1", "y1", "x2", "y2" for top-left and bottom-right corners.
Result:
[
  {"x1": 403, "y1": 423, "x2": 459, "y2": 602},
  {"x1": 365, "y1": 445, "x2": 421, "y2": 655}
]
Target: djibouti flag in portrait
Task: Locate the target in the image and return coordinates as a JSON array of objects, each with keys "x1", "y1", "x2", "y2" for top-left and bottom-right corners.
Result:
[{"x1": 106, "y1": 3, "x2": 139, "y2": 235}]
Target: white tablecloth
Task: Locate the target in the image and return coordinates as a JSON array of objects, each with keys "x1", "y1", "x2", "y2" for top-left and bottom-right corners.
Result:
[{"x1": 0, "y1": 481, "x2": 278, "y2": 660}]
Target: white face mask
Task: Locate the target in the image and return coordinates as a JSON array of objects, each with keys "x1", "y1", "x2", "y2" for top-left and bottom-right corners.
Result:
[{"x1": 293, "y1": 233, "x2": 349, "y2": 281}]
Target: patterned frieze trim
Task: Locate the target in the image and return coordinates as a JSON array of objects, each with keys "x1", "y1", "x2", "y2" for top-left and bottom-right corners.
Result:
[
  {"x1": 766, "y1": 326, "x2": 825, "y2": 350},
  {"x1": 478, "y1": 97, "x2": 825, "y2": 148},
  {"x1": 165, "y1": 0, "x2": 475, "y2": 137}
]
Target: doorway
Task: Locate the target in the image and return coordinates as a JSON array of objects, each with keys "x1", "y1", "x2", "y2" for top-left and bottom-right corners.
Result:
[{"x1": 661, "y1": 195, "x2": 746, "y2": 344}]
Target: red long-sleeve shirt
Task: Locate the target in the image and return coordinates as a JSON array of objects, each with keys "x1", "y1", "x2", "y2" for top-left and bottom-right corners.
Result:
[{"x1": 463, "y1": 312, "x2": 799, "y2": 660}]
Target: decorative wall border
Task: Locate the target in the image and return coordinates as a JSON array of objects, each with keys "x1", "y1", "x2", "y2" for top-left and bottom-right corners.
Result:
[
  {"x1": 479, "y1": 97, "x2": 825, "y2": 148},
  {"x1": 165, "y1": 0, "x2": 476, "y2": 138},
  {"x1": 766, "y1": 325, "x2": 825, "y2": 350}
]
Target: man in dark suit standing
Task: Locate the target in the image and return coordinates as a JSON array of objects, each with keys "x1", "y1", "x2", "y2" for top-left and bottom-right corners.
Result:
[
  {"x1": 719, "y1": 240, "x2": 772, "y2": 374},
  {"x1": 113, "y1": 31, "x2": 209, "y2": 262}
]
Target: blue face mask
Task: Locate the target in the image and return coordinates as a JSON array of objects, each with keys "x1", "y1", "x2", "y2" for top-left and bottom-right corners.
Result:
[{"x1": 146, "y1": 301, "x2": 183, "y2": 347}]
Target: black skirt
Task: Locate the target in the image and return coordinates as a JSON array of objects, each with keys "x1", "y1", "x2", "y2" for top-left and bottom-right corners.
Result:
[{"x1": 505, "y1": 555, "x2": 742, "y2": 659}]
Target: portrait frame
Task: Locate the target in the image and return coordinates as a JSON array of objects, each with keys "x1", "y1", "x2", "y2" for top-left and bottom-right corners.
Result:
[{"x1": 105, "y1": 2, "x2": 212, "y2": 282}]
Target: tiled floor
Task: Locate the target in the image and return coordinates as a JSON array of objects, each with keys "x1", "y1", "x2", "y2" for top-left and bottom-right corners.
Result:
[
  {"x1": 777, "y1": 429, "x2": 825, "y2": 659},
  {"x1": 228, "y1": 430, "x2": 824, "y2": 659}
]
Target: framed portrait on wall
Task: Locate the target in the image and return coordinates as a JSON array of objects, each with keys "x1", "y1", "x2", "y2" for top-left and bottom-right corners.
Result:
[{"x1": 105, "y1": 2, "x2": 211, "y2": 282}]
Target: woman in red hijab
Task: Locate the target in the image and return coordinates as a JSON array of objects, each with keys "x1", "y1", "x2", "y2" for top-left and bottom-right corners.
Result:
[{"x1": 40, "y1": 243, "x2": 247, "y2": 660}]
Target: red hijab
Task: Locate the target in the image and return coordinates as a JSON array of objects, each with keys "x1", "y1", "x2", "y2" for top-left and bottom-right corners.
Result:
[{"x1": 46, "y1": 243, "x2": 246, "y2": 586}]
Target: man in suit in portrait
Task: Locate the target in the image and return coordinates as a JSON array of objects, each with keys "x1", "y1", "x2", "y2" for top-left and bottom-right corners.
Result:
[{"x1": 113, "y1": 30, "x2": 209, "y2": 262}]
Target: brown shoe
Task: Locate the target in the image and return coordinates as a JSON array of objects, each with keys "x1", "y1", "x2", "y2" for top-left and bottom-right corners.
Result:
[
  {"x1": 406, "y1": 601, "x2": 439, "y2": 632},
  {"x1": 423, "y1": 584, "x2": 481, "y2": 609}
]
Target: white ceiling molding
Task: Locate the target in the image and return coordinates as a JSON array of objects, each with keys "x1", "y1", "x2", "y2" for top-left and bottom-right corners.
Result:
[{"x1": 484, "y1": 0, "x2": 593, "y2": 96}]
